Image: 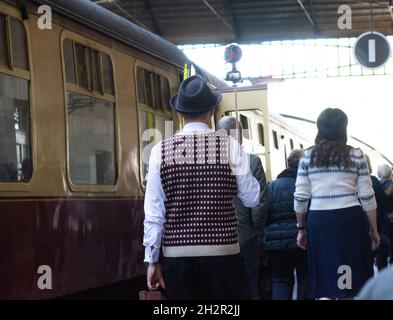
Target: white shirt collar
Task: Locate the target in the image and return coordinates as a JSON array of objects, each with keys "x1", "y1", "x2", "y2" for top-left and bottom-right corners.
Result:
[{"x1": 180, "y1": 122, "x2": 211, "y2": 133}]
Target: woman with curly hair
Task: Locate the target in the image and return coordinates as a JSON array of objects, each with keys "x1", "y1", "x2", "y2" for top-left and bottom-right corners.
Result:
[{"x1": 294, "y1": 108, "x2": 380, "y2": 299}]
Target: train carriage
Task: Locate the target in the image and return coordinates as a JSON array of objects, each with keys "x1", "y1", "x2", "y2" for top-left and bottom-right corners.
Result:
[
  {"x1": 0, "y1": 0, "x2": 228, "y2": 299},
  {"x1": 1, "y1": 0, "x2": 391, "y2": 300}
]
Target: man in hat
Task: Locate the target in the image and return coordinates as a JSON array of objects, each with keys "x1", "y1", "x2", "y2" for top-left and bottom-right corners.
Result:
[{"x1": 143, "y1": 75, "x2": 260, "y2": 300}]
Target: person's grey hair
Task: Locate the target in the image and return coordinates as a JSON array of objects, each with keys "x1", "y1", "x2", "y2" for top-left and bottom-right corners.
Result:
[
  {"x1": 377, "y1": 164, "x2": 392, "y2": 180},
  {"x1": 288, "y1": 149, "x2": 303, "y2": 168},
  {"x1": 216, "y1": 116, "x2": 242, "y2": 134}
]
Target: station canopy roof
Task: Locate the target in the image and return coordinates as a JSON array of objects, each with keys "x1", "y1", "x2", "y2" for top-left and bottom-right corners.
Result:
[{"x1": 92, "y1": 0, "x2": 393, "y2": 44}]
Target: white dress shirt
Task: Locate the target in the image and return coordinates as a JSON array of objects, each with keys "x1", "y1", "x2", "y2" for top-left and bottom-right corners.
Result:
[{"x1": 143, "y1": 122, "x2": 260, "y2": 263}]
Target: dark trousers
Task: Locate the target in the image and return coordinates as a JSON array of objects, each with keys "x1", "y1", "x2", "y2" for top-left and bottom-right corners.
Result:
[
  {"x1": 375, "y1": 233, "x2": 392, "y2": 271},
  {"x1": 240, "y1": 236, "x2": 260, "y2": 300},
  {"x1": 163, "y1": 254, "x2": 251, "y2": 300},
  {"x1": 269, "y1": 249, "x2": 307, "y2": 300}
]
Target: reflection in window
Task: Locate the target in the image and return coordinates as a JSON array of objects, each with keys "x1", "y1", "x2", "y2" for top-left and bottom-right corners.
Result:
[
  {"x1": 0, "y1": 74, "x2": 31, "y2": 182},
  {"x1": 138, "y1": 110, "x2": 171, "y2": 184},
  {"x1": 136, "y1": 67, "x2": 172, "y2": 186},
  {"x1": 67, "y1": 92, "x2": 117, "y2": 185}
]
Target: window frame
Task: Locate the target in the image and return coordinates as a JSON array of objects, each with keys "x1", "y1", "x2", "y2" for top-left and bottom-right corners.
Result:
[
  {"x1": 257, "y1": 122, "x2": 265, "y2": 147},
  {"x1": 272, "y1": 130, "x2": 279, "y2": 150},
  {"x1": 134, "y1": 60, "x2": 174, "y2": 190},
  {"x1": 60, "y1": 31, "x2": 119, "y2": 193},
  {"x1": 0, "y1": 6, "x2": 34, "y2": 192}
]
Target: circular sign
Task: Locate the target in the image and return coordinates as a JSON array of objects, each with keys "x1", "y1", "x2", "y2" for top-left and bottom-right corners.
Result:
[
  {"x1": 224, "y1": 43, "x2": 242, "y2": 64},
  {"x1": 353, "y1": 31, "x2": 391, "y2": 69}
]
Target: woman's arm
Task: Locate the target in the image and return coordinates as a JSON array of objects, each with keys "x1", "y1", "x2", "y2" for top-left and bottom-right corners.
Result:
[
  {"x1": 296, "y1": 213, "x2": 307, "y2": 250},
  {"x1": 365, "y1": 208, "x2": 380, "y2": 250}
]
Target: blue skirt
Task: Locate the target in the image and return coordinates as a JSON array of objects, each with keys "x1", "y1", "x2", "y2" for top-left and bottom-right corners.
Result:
[{"x1": 306, "y1": 206, "x2": 374, "y2": 299}]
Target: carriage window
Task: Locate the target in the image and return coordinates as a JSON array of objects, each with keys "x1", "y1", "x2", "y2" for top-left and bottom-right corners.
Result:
[
  {"x1": 136, "y1": 68, "x2": 146, "y2": 104},
  {"x1": 240, "y1": 114, "x2": 250, "y2": 139},
  {"x1": 102, "y1": 53, "x2": 114, "y2": 95},
  {"x1": 0, "y1": 15, "x2": 29, "y2": 71},
  {"x1": 67, "y1": 92, "x2": 116, "y2": 185},
  {"x1": 0, "y1": 15, "x2": 8, "y2": 66},
  {"x1": 0, "y1": 74, "x2": 31, "y2": 182},
  {"x1": 64, "y1": 39, "x2": 76, "y2": 84},
  {"x1": 257, "y1": 123, "x2": 264, "y2": 146},
  {"x1": 273, "y1": 130, "x2": 279, "y2": 150},
  {"x1": 0, "y1": 15, "x2": 31, "y2": 183},
  {"x1": 64, "y1": 39, "x2": 115, "y2": 96},
  {"x1": 138, "y1": 110, "x2": 171, "y2": 185},
  {"x1": 11, "y1": 18, "x2": 28, "y2": 70},
  {"x1": 161, "y1": 78, "x2": 171, "y2": 112},
  {"x1": 136, "y1": 66, "x2": 172, "y2": 185},
  {"x1": 136, "y1": 67, "x2": 171, "y2": 111},
  {"x1": 63, "y1": 39, "x2": 117, "y2": 187},
  {"x1": 75, "y1": 43, "x2": 89, "y2": 89},
  {"x1": 154, "y1": 74, "x2": 162, "y2": 110},
  {"x1": 290, "y1": 139, "x2": 294, "y2": 150},
  {"x1": 91, "y1": 49, "x2": 101, "y2": 92},
  {"x1": 144, "y1": 70, "x2": 153, "y2": 107}
]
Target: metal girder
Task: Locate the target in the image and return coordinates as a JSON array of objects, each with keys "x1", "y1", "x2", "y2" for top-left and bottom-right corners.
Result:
[
  {"x1": 297, "y1": 0, "x2": 320, "y2": 34},
  {"x1": 96, "y1": 0, "x2": 151, "y2": 31},
  {"x1": 224, "y1": 0, "x2": 240, "y2": 42},
  {"x1": 143, "y1": 0, "x2": 161, "y2": 35},
  {"x1": 201, "y1": 0, "x2": 235, "y2": 36}
]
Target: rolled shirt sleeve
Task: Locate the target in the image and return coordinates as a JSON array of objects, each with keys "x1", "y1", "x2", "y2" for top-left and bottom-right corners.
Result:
[
  {"x1": 229, "y1": 137, "x2": 260, "y2": 208},
  {"x1": 143, "y1": 143, "x2": 166, "y2": 263},
  {"x1": 294, "y1": 151, "x2": 311, "y2": 214},
  {"x1": 356, "y1": 150, "x2": 377, "y2": 212}
]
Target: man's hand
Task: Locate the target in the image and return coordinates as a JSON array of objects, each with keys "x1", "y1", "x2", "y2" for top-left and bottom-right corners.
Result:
[
  {"x1": 147, "y1": 263, "x2": 166, "y2": 291},
  {"x1": 297, "y1": 230, "x2": 307, "y2": 250},
  {"x1": 370, "y1": 228, "x2": 381, "y2": 251}
]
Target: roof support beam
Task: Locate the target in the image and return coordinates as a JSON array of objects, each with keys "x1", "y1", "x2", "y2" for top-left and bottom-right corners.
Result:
[
  {"x1": 201, "y1": 0, "x2": 235, "y2": 37},
  {"x1": 297, "y1": 0, "x2": 320, "y2": 34},
  {"x1": 104, "y1": 0, "x2": 149, "y2": 30},
  {"x1": 224, "y1": 0, "x2": 240, "y2": 42},
  {"x1": 389, "y1": 0, "x2": 393, "y2": 24},
  {"x1": 143, "y1": 0, "x2": 161, "y2": 35}
]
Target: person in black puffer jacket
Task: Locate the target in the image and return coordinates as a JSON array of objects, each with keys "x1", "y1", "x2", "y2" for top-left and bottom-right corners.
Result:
[{"x1": 264, "y1": 149, "x2": 307, "y2": 300}]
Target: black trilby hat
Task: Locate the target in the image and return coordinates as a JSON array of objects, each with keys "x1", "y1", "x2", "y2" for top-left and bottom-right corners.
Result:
[
  {"x1": 317, "y1": 108, "x2": 348, "y2": 141},
  {"x1": 170, "y1": 75, "x2": 222, "y2": 115}
]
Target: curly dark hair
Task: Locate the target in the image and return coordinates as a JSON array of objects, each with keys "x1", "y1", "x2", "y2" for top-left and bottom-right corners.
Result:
[{"x1": 309, "y1": 132, "x2": 352, "y2": 168}]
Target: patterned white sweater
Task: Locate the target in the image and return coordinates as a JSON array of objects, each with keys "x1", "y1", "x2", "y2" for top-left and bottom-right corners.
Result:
[{"x1": 294, "y1": 147, "x2": 377, "y2": 213}]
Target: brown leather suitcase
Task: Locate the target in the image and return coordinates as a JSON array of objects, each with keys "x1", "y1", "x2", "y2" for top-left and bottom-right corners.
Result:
[{"x1": 139, "y1": 290, "x2": 165, "y2": 300}]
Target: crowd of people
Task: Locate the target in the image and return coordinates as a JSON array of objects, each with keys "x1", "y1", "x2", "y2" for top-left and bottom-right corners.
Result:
[{"x1": 143, "y1": 75, "x2": 393, "y2": 300}]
